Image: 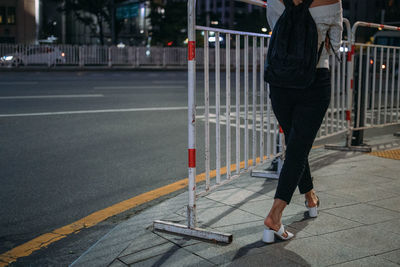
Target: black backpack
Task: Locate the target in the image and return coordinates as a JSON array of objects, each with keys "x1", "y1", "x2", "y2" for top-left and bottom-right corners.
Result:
[{"x1": 264, "y1": 0, "x2": 324, "y2": 89}]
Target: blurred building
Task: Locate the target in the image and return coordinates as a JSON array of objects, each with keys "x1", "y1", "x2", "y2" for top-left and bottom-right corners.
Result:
[
  {"x1": 341, "y1": 0, "x2": 396, "y2": 42},
  {"x1": 196, "y1": 0, "x2": 263, "y2": 28},
  {"x1": 342, "y1": 0, "x2": 384, "y2": 25},
  {"x1": 0, "y1": 0, "x2": 40, "y2": 43},
  {"x1": 114, "y1": 0, "x2": 151, "y2": 46},
  {"x1": 39, "y1": 0, "x2": 150, "y2": 45}
]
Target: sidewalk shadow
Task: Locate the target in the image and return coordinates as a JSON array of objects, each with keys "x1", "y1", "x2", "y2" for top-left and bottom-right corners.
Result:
[
  {"x1": 148, "y1": 150, "x2": 359, "y2": 265},
  {"x1": 309, "y1": 150, "x2": 361, "y2": 171},
  {"x1": 149, "y1": 178, "x2": 315, "y2": 265},
  {"x1": 228, "y1": 214, "x2": 313, "y2": 266}
]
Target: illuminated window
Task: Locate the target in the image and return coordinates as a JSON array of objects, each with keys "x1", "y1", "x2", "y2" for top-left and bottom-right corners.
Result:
[
  {"x1": 7, "y1": 7, "x2": 16, "y2": 24},
  {"x1": 0, "y1": 7, "x2": 5, "y2": 24}
]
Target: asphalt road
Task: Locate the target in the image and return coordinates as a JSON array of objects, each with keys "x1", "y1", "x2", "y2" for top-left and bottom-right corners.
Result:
[{"x1": 0, "y1": 70, "x2": 257, "y2": 260}]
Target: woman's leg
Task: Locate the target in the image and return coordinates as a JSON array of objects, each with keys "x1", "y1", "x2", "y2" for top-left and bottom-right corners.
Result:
[
  {"x1": 265, "y1": 69, "x2": 331, "y2": 232},
  {"x1": 264, "y1": 86, "x2": 295, "y2": 233},
  {"x1": 298, "y1": 160, "x2": 313, "y2": 194},
  {"x1": 273, "y1": 69, "x2": 331, "y2": 205},
  {"x1": 298, "y1": 161, "x2": 319, "y2": 207}
]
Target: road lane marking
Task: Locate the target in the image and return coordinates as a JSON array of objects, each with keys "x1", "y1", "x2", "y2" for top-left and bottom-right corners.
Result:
[
  {"x1": 0, "y1": 156, "x2": 268, "y2": 266},
  {"x1": 151, "y1": 80, "x2": 187, "y2": 84},
  {"x1": 0, "y1": 107, "x2": 189, "y2": 118},
  {"x1": 0, "y1": 144, "x2": 325, "y2": 266},
  {"x1": 0, "y1": 105, "x2": 266, "y2": 118},
  {"x1": 93, "y1": 85, "x2": 185, "y2": 89},
  {"x1": 0, "y1": 95, "x2": 104, "y2": 100},
  {"x1": 0, "y1": 82, "x2": 38, "y2": 85}
]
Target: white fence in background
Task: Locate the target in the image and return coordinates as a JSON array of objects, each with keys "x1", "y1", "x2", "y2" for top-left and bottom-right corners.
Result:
[{"x1": 0, "y1": 44, "x2": 267, "y2": 68}]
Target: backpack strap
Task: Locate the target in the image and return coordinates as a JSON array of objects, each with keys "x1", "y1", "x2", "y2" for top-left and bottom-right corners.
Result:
[
  {"x1": 303, "y1": 0, "x2": 314, "y2": 8},
  {"x1": 283, "y1": 0, "x2": 314, "y2": 8},
  {"x1": 282, "y1": 0, "x2": 293, "y2": 7},
  {"x1": 317, "y1": 41, "x2": 324, "y2": 64}
]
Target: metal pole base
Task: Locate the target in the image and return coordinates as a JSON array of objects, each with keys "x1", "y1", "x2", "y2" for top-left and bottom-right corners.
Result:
[
  {"x1": 250, "y1": 170, "x2": 279, "y2": 179},
  {"x1": 394, "y1": 132, "x2": 400, "y2": 137},
  {"x1": 153, "y1": 220, "x2": 233, "y2": 244},
  {"x1": 324, "y1": 144, "x2": 372, "y2": 152},
  {"x1": 251, "y1": 155, "x2": 283, "y2": 179}
]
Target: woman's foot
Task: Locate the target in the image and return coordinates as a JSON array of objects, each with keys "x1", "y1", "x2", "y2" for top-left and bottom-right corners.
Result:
[
  {"x1": 305, "y1": 189, "x2": 319, "y2": 208},
  {"x1": 264, "y1": 198, "x2": 289, "y2": 238}
]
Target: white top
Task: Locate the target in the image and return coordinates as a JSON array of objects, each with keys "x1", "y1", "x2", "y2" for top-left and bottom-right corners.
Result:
[{"x1": 267, "y1": 1, "x2": 343, "y2": 68}]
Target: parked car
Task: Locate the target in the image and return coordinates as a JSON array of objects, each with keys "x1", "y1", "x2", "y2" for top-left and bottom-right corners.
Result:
[
  {"x1": 373, "y1": 31, "x2": 400, "y2": 47},
  {"x1": 0, "y1": 46, "x2": 66, "y2": 67}
]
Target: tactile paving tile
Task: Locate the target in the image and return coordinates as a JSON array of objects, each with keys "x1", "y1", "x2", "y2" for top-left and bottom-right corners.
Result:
[{"x1": 369, "y1": 149, "x2": 400, "y2": 160}]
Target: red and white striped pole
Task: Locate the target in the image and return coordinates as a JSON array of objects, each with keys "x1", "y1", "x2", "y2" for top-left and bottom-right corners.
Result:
[
  {"x1": 344, "y1": 19, "x2": 353, "y2": 147},
  {"x1": 187, "y1": 0, "x2": 197, "y2": 229}
]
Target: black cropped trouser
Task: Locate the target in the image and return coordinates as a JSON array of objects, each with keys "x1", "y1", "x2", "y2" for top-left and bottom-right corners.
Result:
[{"x1": 269, "y1": 68, "x2": 331, "y2": 205}]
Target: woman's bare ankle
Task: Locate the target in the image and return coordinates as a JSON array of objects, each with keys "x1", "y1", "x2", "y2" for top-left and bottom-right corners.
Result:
[
  {"x1": 264, "y1": 198, "x2": 287, "y2": 233},
  {"x1": 305, "y1": 190, "x2": 318, "y2": 207},
  {"x1": 264, "y1": 215, "x2": 280, "y2": 231}
]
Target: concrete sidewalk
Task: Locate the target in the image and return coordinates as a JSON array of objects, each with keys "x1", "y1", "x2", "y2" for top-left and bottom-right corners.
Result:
[{"x1": 71, "y1": 133, "x2": 400, "y2": 267}]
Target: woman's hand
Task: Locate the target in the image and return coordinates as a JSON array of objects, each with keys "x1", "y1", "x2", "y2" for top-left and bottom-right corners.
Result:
[
  {"x1": 292, "y1": 0, "x2": 303, "y2": 5},
  {"x1": 325, "y1": 35, "x2": 330, "y2": 51}
]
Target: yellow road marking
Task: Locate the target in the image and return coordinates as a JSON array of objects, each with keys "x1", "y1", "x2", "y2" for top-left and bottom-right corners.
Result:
[
  {"x1": 312, "y1": 145, "x2": 324, "y2": 149},
  {"x1": 0, "y1": 156, "x2": 269, "y2": 266}
]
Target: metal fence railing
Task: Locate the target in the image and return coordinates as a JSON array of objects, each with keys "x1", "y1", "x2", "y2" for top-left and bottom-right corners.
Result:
[
  {"x1": 153, "y1": 0, "x2": 357, "y2": 244},
  {"x1": 0, "y1": 44, "x2": 273, "y2": 69},
  {"x1": 326, "y1": 22, "x2": 400, "y2": 152}
]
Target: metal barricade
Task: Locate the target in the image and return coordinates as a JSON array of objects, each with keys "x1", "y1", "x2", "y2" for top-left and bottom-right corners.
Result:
[
  {"x1": 153, "y1": 1, "x2": 353, "y2": 243},
  {"x1": 154, "y1": 0, "x2": 271, "y2": 243},
  {"x1": 326, "y1": 22, "x2": 400, "y2": 152}
]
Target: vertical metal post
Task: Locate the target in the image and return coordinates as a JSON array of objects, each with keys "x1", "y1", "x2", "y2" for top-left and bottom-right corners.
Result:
[
  {"x1": 252, "y1": 36, "x2": 257, "y2": 166},
  {"x1": 341, "y1": 44, "x2": 346, "y2": 130},
  {"x1": 371, "y1": 47, "x2": 377, "y2": 125},
  {"x1": 364, "y1": 46, "x2": 370, "y2": 127},
  {"x1": 324, "y1": 73, "x2": 329, "y2": 136},
  {"x1": 216, "y1": 32, "x2": 221, "y2": 184},
  {"x1": 108, "y1": 47, "x2": 112, "y2": 67},
  {"x1": 163, "y1": 47, "x2": 167, "y2": 67},
  {"x1": 235, "y1": 34, "x2": 241, "y2": 175},
  {"x1": 267, "y1": 83, "x2": 271, "y2": 158},
  {"x1": 79, "y1": 46, "x2": 84, "y2": 67},
  {"x1": 259, "y1": 37, "x2": 265, "y2": 163},
  {"x1": 265, "y1": 38, "x2": 271, "y2": 159},
  {"x1": 336, "y1": 53, "x2": 341, "y2": 132},
  {"x1": 226, "y1": 33, "x2": 231, "y2": 179},
  {"x1": 204, "y1": 31, "x2": 210, "y2": 191},
  {"x1": 390, "y1": 49, "x2": 396, "y2": 123},
  {"x1": 187, "y1": 0, "x2": 197, "y2": 229},
  {"x1": 331, "y1": 56, "x2": 336, "y2": 134},
  {"x1": 346, "y1": 43, "x2": 355, "y2": 147},
  {"x1": 378, "y1": 47, "x2": 384, "y2": 125},
  {"x1": 384, "y1": 48, "x2": 390, "y2": 124},
  {"x1": 244, "y1": 35, "x2": 249, "y2": 169},
  {"x1": 356, "y1": 46, "x2": 363, "y2": 129},
  {"x1": 397, "y1": 51, "x2": 400, "y2": 122}
]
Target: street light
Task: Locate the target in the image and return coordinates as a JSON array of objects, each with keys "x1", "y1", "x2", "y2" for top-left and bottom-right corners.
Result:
[{"x1": 111, "y1": 0, "x2": 116, "y2": 44}]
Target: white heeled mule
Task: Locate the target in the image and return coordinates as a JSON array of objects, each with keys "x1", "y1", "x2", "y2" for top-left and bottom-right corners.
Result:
[
  {"x1": 305, "y1": 197, "x2": 320, "y2": 218},
  {"x1": 262, "y1": 224, "x2": 294, "y2": 243}
]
